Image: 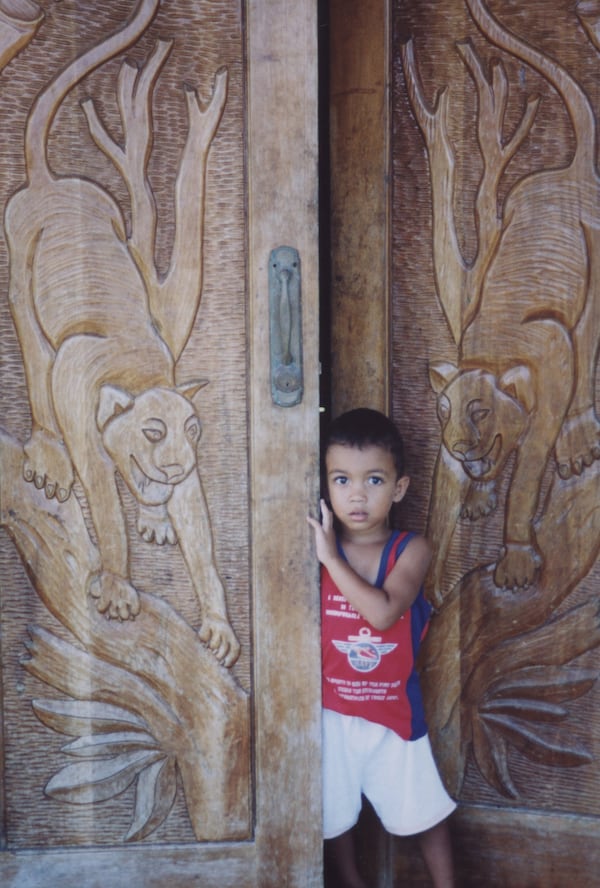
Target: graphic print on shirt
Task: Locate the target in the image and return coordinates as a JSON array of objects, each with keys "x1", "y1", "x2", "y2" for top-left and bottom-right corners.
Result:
[{"x1": 333, "y1": 627, "x2": 397, "y2": 673}]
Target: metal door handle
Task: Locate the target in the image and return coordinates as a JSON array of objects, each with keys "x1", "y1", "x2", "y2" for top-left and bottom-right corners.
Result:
[{"x1": 269, "y1": 245, "x2": 303, "y2": 407}]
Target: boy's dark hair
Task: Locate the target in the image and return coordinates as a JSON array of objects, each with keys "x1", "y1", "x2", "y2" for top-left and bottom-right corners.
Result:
[{"x1": 324, "y1": 408, "x2": 405, "y2": 477}]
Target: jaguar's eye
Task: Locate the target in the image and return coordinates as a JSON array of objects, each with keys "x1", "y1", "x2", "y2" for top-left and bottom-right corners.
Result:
[
  {"x1": 185, "y1": 417, "x2": 202, "y2": 443},
  {"x1": 437, "y1": 394, "x2": 451, "y2": 426},
  {"x1": 143, "y1": 427, "x2": 165, "y2": 442},
  {"x1": 142, "y1": 419, "x2": 167, "y2": 443},
  {"x1": 469, "y1": 401, "x2": 490, "y2": 425}
]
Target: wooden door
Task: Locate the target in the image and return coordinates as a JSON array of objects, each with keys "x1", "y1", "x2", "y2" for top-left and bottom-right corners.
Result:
[
  {"x1": 0, "y1": 1, "x2": 321, "y2": 885},
  {"x1": 330, "y1": 0, "x2": 600, "y2": 884}
]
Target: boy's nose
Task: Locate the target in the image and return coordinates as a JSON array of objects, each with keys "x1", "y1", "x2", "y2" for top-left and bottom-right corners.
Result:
[{"x1": 350, "y1": 485, "x2": 366, "y2": 500}]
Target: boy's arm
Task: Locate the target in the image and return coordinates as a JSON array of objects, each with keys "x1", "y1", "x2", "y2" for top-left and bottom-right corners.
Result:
[{"x1": 307, "y1": 500, "x2": 431, "y2": 631}]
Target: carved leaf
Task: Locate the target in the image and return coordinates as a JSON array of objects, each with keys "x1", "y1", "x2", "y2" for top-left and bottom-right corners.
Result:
[
  {"x1": 485, "y1": 666, "x2": 598, "y2": 703},
  {"x1": 471, "y1": 663, "x2": 597, "y2": 794},
  {"x1": 480, "y1": 699, "x2": 568, "y2": 722},
  {"x1": 32, "y1": 698, "x2": 150, "y2": 737},
  {"x1": 471, "y1": 715, "x2": 519, "y2": 798},
  {"x1": 45, "y1": 749, "x2": 164, "y2": 804},
  {"x1": 482, "y1": 713, "x2": 593, "y2": 768},
  {"x1": 62, "y1": 730, "x2": 159, "y2": 758},
  {"x1": 23, "y1": 626, "x2": 179, "y2": 732},
  {"x1": 125, "y1": 756, "x2": 178, "y2": 842}
]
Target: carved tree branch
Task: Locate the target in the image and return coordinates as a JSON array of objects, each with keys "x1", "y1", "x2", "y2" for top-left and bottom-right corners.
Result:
[
  {"x1": 157, "y1": 67, "x2": 228, "y2": 359},
  {"x1": 81, "y1": 39, "x2": 173, "y2": 299},
  {"x1": 457, "y1": 40, "x2": 540, "y2": 330},
  {"x1": 401, "y1": 38, "x2": 465, "y2": 345},
  {"x1": 82, "y1": 51, "x2": 227, "y2": 360},
  {"x1": 402, "y1": 38, "x2": 540, "y2": 343}
]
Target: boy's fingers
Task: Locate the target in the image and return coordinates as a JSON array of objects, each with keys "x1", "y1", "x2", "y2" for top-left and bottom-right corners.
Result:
[
  {"x1": 308, "y1": 501, "x2": 333, "y2": 533},
  {"x1": 320, "y1": 499, "x2": 333, "y2": 528},
  {"x1": 307, "y1": 515, "x2": 323, "y2": 532}
]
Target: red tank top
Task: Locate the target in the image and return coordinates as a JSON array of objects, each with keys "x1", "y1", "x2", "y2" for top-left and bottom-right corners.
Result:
[{"x1": 321, "y1": 531, "x2": 431, "y2": 740}]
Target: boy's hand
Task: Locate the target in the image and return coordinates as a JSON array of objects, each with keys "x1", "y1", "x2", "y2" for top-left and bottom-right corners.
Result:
[{"x1": 307, "y1": 499, "x2": 339, "y2": 566}]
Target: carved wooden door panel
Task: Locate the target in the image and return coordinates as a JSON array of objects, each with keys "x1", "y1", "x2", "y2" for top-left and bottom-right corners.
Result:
[
  {"x1": 390, "y1": 0, "x2": 600, "y2": 883},
  {"x1": 0, "y1": 1, "x2": 321, "y2": 886}
]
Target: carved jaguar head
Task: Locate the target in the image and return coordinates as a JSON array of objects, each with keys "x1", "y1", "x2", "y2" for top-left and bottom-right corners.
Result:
[
  {"x1": 97, "y1": 381, "x2": 207, "y2": 506},
  {"x1": 429, "y1": 362, "x2": 533, "y2": 481}
]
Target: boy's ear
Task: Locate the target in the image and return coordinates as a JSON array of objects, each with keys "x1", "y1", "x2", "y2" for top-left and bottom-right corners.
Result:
[{"x1": 393, "y1": 475, "x2": 410, "y2": 502}]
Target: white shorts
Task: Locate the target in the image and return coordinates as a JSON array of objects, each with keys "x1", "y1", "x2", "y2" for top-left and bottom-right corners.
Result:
[{"x1": 322, "y1": 709, "x2": 456, "y2": 839}]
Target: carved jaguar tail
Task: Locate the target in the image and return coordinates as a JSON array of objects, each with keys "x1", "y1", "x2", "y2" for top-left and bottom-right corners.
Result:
[
  {"x1": 466, "y1": 0, "x2": 597, "y2": 175},
  {"x1": 24, "y1": 0, "x2": 159, "y2": 184}
]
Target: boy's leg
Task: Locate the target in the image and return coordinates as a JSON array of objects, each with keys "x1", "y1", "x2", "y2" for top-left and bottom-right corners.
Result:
[
  {"x1": 323, "y1": 710, "x2": 366, "y2": 884},
  {"x1": 325, "y1": 828, "x2": 368, "y2": 888},
  {"x1": 417, "y1": 818, "x2": 454, "y2": 888}
]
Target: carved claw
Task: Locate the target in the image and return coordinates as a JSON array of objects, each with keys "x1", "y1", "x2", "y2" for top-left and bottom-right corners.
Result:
[
  {"x1": 198, "y1": 614, "x2": 241, "y2": 668},
  {"x1": 460, "y1": 480, "x2": 498, "y2": 520},
  {"x1": 23, "y1": 428, "x2": 74, "y2": 502},
  {"x1": 137, "y1": 503, "x2": 178, "y2": 545},
  {"x1": 88, "y1": 572, "x2": 141, "y2": 621},
  {"x1": 494, "y1": 543, "x2": 542, "y2": 590},
  {"x1": 555, "y1": 408, "x2": 600, "y2": 479}
]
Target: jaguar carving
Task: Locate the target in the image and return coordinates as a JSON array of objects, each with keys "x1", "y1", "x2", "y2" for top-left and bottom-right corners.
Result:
[
  {"x1": 0, "y1": 0, "x2": 249, "y2": 844},
  {"x1": 401, "y1": 0, "x2": 600, "y2": 800}
]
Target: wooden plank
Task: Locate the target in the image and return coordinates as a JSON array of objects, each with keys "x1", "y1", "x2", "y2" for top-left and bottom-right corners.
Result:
[
  {"x1": 2, "y1": 843, "x2": 256, "y2": 888},
  {"x1": 246, "y1": 0, "x2": 322, "y2": 885},
  {"x1": 329, "y1": 0, "x2": 390, "y2": 415}
]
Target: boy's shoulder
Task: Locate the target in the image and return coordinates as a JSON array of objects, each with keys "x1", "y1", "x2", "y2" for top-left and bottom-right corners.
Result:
[{"x1": 389, "y1": 529, "x2": 431, "y2": 559}]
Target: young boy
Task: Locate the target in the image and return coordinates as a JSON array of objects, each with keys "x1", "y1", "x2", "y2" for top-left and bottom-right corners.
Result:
[{"x1": 308, "y1": 408, "x2": 456, "y2": 888}]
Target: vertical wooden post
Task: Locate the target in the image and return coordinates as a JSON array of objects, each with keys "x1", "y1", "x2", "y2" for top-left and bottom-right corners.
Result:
[
  {"x1": 329, "y1": 0, "x2": 390, "y2": 416},
  {"x1": 246, "y1": 0, "x2": 322, "y2": 884}
]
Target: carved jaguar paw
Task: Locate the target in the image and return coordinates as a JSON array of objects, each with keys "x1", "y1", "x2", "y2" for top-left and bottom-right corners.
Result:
[
  {"x1": 137, "y1": 502, "x2": 178, "y2": 545},
  {"x1": 23, "y1": 428, "x2": 74, "y2": 502},
  {"x1": 555, "y1": 407, "x2": 600, "y2": 479},
  {"x1": 198, "y1": 613, "x2": 241, "y2": 668},
  {"x1": 88, "y1": 572, "x2": 141, "y2": 621},
  {"x1": 494, "y1": 543, "x2": 542, "y2": 590},
  {"x1": 460, "y1": 480, "x2": 498, "y2": 520}
]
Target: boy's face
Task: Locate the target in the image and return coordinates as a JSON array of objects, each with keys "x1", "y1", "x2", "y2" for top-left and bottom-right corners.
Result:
[{"x1": 325, "y1": 443, "x2": 409, "y2": 537}]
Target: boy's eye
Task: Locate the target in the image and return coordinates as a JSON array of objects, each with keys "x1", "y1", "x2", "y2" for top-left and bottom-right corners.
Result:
[
  {"x1": 368, "y1": 476, "x2": 384, "y2": 485},
  {"x1": 333, "y1": 475, "x2": 348, "y2": 485}
]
